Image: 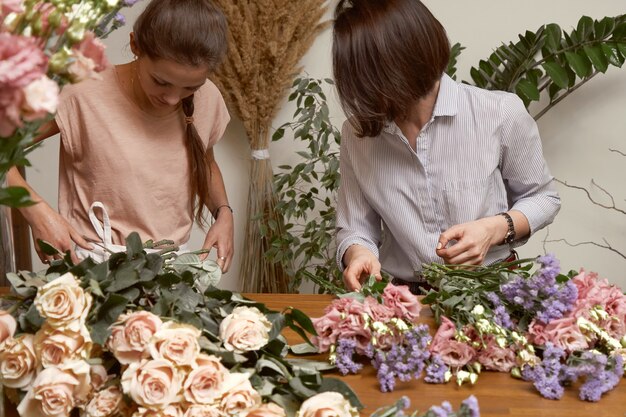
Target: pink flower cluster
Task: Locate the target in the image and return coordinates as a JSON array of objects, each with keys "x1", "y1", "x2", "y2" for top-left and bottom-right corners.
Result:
[
  {"x1": 312, "y1": 284, "x2": 422, "y2": 355},
  {"x1": 0, "y1": 4, "x2": 109, "y2": 137},
  {"x1": 429, "y1": 317, "x2": 517, "y2": 372},
  {"x1": 528, "y1": 269, "x2": 626, "y2": 352}
]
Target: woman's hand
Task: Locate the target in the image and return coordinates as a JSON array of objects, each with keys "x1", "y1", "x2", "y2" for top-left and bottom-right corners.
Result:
[
  {"x1": 201, "y1": 208, "x2": 234, "y2": 272},
  {"x1": 435, "y1": 216, "x2": 507, "y2": 265},
  {"x1": 24, "y1": 202, "x2": 93, "y2": 264},
  {"x1": 342, "y1": 245, "x2": 381, "y2": 291}
]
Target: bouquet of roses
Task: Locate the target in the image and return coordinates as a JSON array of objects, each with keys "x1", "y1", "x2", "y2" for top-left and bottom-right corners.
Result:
[
  {"x1": 1, "y1": 0, "x2": 139, "y2": 207},
  {"x1": 0, "y1": 233, "x2": 360, "y2": 416},
  {"x1": 421, "y1": 254, "x2": 626, "y2": 402}
]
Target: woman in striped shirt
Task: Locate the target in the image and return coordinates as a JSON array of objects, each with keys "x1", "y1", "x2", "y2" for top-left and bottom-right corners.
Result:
[{"x1": 332, "y1": 0, "x2": 561, "y2": 293}]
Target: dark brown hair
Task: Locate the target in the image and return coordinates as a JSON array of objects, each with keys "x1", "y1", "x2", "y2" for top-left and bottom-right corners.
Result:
[
  {"x1": 333, "y1": 0, "x2": 450, "y2": 137},
  {"x1": 133, "y1": 0, "x2": 227, "y2": 225}
]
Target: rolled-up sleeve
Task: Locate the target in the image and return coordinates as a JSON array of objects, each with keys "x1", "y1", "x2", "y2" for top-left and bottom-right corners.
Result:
[
  {"x1": 499, "y1": 94, "x2": 561, "y2": 237},
  {"x1": 336, "y1": 122, "x2": 381, "y2": 270}
]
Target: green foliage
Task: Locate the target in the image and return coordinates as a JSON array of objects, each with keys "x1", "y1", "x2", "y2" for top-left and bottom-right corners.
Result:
[
  {"x1": 467, "y1": 15, "x2": 626, "y2": 117},
  {"x1": 446, "y1": 42, "x2": 466, "y2": 81},
  {"x1": 266, "y1": 77, "x2": 343, "y2": 293}
]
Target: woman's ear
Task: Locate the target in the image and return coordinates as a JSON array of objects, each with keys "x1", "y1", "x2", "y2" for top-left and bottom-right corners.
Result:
[{"x1": 129, "y1": 32, "x2": 139, "y2": 57}]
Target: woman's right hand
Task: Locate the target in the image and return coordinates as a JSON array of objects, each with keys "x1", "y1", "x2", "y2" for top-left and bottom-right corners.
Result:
[
  {"x1": 342, "y1": 245, "x2": 382, "y2": 291},
  {"x1": 24, "y1": 202, "x2": 93, "y2": 265}
]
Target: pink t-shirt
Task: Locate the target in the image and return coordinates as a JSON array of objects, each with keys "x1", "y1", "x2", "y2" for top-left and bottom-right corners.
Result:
[{"x1": 55, "y1": 66, "x2": 230, "y2": 246}]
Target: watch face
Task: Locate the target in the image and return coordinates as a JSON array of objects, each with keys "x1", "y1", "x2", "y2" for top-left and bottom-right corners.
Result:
[{"x1": 505, "y1": 231, "x2": 515, "y2": 243}]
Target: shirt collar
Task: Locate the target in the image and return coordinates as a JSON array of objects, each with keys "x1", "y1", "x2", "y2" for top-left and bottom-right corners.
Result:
[{"x1": 383, "y1": 73, "x2": 459, "y2": 135}]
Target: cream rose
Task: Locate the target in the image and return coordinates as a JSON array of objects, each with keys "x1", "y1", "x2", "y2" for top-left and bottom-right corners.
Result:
[
  {"x1": 219, "y1": 307, "x2": 272, "y2": 353},
  {"x1": 17, "y1": 366, "x2": 80, "y2": 417},
  {"x1": 0, "y1": 310, "x2": 17, "y2": 345},
  {"x1": 133, "y1": 404, "x2": 183, "y2": 417},
  {"x1": 183, "y1": 354, "x2": 228, "y2": 404},
  {"x1": 90, "y1": 364, "x2": 109, "y2": 391},
  {"x1": 34, "y1": 272, "x2": 92, "y2": 331},
  {"x1": 84, "y1": 386, "x2": 124, "y2": 417},
  {"x1": 183, "y1": 405, "x2": 225, "y2": 417},
  {"x1": 0, "y1": 334, "x2": 38, "y2": 389},
  {"x1": 107, "y1": 311, "x2": 162, "y2": 365},
  {"x1": 33, "y1": 322, "x2": 92, "y2": 367},
  {"x1": 243, "y1": 402, "x2": 286, "y2": 417},
  {"x1": 121, "y1": 359, "x2": 182, "y2": 409},
  {"x1": 296, "y1": 392, "x2": 358, "y2": 417},
  {"x1": 148, "y1": 321, "x2": 201, "y2": 367},
  {"x1": 219, "y1": 373, "x2": 261, "y2": 415}
]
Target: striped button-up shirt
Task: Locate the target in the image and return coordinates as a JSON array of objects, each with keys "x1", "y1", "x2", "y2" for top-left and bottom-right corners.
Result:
[{"x1": 336, "y1": 74, "x2": 561, "y2": 281}]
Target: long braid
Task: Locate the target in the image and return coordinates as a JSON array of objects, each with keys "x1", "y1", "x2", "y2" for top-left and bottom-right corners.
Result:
[{"x1": 182, "y1": 94, "x2": 210, "y2": 225}]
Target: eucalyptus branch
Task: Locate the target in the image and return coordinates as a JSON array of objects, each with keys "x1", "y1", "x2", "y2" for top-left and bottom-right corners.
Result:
[
  {"x1": 555, "y1": 178, "x2": 626, "y2": 215},
  {"x1": 544, "y1": 238, "x2": 626, "y2": 261},
  {"x1": 534, "y1": 71, "x2": 599, "y2": 120}
]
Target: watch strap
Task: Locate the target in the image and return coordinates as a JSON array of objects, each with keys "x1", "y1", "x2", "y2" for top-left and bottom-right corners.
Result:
[{"x1": 498, "y1": 212, "x2": 516, "y2": 244}]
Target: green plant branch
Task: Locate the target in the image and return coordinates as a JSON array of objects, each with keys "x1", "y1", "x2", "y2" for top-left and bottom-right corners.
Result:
[{"x1": 534, "y1": 71, "x2": 599, "y2": 120}]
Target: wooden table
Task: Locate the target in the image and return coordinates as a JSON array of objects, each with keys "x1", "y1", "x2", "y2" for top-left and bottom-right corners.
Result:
[
  {"x1": 1, "y1": 288, "x2": 625, "y2": 416},
  {"x1": 246, "y1": 293, "x2": 626, "y2": 417}
]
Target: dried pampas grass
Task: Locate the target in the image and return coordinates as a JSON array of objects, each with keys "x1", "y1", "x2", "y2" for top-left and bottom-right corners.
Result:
[{"x1": 212, "y1": 0, "x2": 328, "y2": 293}]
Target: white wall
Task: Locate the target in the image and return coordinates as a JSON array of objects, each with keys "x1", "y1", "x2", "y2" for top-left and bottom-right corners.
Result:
[{"x1": 25, "y1": 1, "x2": 626, "y2": 290}]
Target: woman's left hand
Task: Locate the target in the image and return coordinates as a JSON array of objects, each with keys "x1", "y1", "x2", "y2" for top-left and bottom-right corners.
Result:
[
  {"x1": 435, "y1": 216, "x2": 506, "y2": 265},
  {"x1": 201, "y1": 209, "x2": 234, "y2": 272}
]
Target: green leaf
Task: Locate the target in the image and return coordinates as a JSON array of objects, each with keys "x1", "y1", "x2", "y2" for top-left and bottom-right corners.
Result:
[
  {"x1": 544, "y1": 23, "x2": 562, "y2": 51},
  {"x1": 125, "y1": 232, "x2": 143, "y2": 258},
  {"x1": 289, "y1": 343, "x2": 319, "y2": 355},
  {"x1": 564, "y1": 51, "x2": 592, "y2": 77},
  {"x1": 288, "y1": 358, "x2": 335, "y2": 372},
  {"x1": 36, "y1": 240, "x2": 61, "y2": 256},
  {"x1": 583, "y1": 45, "x2": 609, "y2": 72},
  {"x1": 515, "y1": 78, "x2": 540, "y2": 102},
  {"x1": 601, "y1": 43, "x2": 625, "y2": 67},
  {"x1": 542, "y1": 61, "x2": 569, "y2": 89},
  {"x1": 0, "y1": 186, "x2": 33, "y2": 207},
  {"x1": 576, "y1": 15, "x2": 594, "y2": 40}
]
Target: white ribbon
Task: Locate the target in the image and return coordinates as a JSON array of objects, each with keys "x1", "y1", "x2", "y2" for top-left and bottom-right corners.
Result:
[{"x1": 251, "y1": 149, "x2": 270, "y2": 160}]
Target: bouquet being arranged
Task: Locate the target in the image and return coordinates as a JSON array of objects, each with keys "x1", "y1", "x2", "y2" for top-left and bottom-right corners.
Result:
[
  {"x1": 311, "y1": 254, "x2": 626, "y2": 403},
  {"x1": 0, "y1": 233, "x2": 360, "y2": 417}
]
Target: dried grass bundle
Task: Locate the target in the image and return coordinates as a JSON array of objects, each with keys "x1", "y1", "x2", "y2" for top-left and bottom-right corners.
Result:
[{"x1": 212, "y1": 0, "x2": 328, "y2": 292}]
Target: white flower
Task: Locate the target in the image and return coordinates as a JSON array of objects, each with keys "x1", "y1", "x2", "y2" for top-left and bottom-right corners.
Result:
[{"x1": 219, "y1": 306, "x2": 272, "y2": 353}]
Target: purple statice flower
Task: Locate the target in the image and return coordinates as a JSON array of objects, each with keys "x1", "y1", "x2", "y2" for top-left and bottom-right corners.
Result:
[
  {"x1": 500, "y1": 255, "x2": 577, "y2": 324},
  {"x1": 426, "y1": 403, "x2": 453, "y2": 417},
  {"x1": 371, "y1": 325, "x2": 432, "y2": 391},
  {"x1": 122, "y1": 0, "x2": 141, "y2": 6},
  {"x1": 113, "y1": 12, "x2": 126, "y2": 27},
  {"x1": 425, "y1": 354, "x2": 449, "y2": 384},
  {"x1": 461, "y1": 395, "x2": 480, "y2": 417},
  {"x1": 521, "y1": 343, "x2": 566, "y2": 400},
  {"x1": 573, "y1": 352, "x2": 624, "y2": 402},
  {"x1": 334, "y1": 338, "x2": 363, "y2": 375}
]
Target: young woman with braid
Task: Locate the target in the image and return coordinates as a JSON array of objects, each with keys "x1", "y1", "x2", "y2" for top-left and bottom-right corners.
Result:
[{"x1": 7, "y1": 0, "x2": 234, "y2": 272}]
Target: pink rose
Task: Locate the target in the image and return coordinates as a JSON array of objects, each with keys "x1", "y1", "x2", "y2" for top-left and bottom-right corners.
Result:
[
  {"x1": 432, "y1": 340, "x2": 476, "y2": 368},
  {"x1": 121, "y1": 359, "x2": 182, "y2": 409},
  {"x1": 84, "y1": 386, "x2": 124, "y2": 417},
  {"x1": 106, "y1": 311, "x2": 162, "y2": 364},
  {"x1": 183, "y1": 354, "x2": 228, "y2": 404},
  {"x1": 0, "y1": 310, "x2": 16, "y2": 344},
  {"x1": 183, "y1": 405, "x2": 225, "y2": 417},
  {"x1": 0, "y1": 87, "x2": 23, "y2": 136},
  {"x1": 429, "y1": 316, "x2": 457, "y2": 352},
  {"x1": 0, "y1": 33, "x2": 47, "y2": 88},
  {"x1": 477, "y1": 338, "x2": 516, "y2": 372},
  {"x1": 219, "y1": 306, "x2": 272, "y2": 353},
  {"x1": 0, "y1": 334, "x2": 38, "y2": 389},
  {"x1": 17, "y1": 367, "x2": 80, "y2": 417},
  {"x1": 219, "y1": 373, "x2": 261, "y2": 415},
  {"x1": 243, "y1": 402, "x2": 286, "y2": 417},
  {"x1": 68, "y1": 31, "x2": 108, "y2": 82},
  {"x1": 33, "y1": 322, "x2": 92, "y2": 367},
  {"x1": 527, "y1": 319, "x2": 547, "y2": 346},
  {"x1": 296, "y1": 392, "x2": 358, "y2": 417},
  {"x1": 89, "y1": 364, "x2": 109, "y2": 391},
  {"x1": 542, "y1": 317, "x2": 588, "y2": 352},
  {"x1": 336, "y1": 307, "x2": 372, "y2": 355},
  {"x1": 311, "y1": 307, "x2": 342, "y2": 353},
  {"x1": 34, "y1": 272, "x2": 92, "y2": 332},
  {"x1": 382, "y1": 284, "x2": 422, "y2": 322},
  {"x1": 148, "y1": 321, "x2": 201, "y2": 367},
  {"x1": 363, "y1": 296, "x2": 395, "y2": 322}
]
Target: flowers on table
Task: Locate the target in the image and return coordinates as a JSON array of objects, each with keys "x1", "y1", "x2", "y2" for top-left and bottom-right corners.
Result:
[
  {"x1": 0, "y1": 233, "x2": 361, "y2": 416},
  {"x1": 421, "y1": 254, "x2": 626, "y2": 401}
]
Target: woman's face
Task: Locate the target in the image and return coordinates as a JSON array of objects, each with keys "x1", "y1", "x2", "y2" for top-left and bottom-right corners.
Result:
[{"x1": 136, "y1": 56, "x2": 209, "y2": 110}]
